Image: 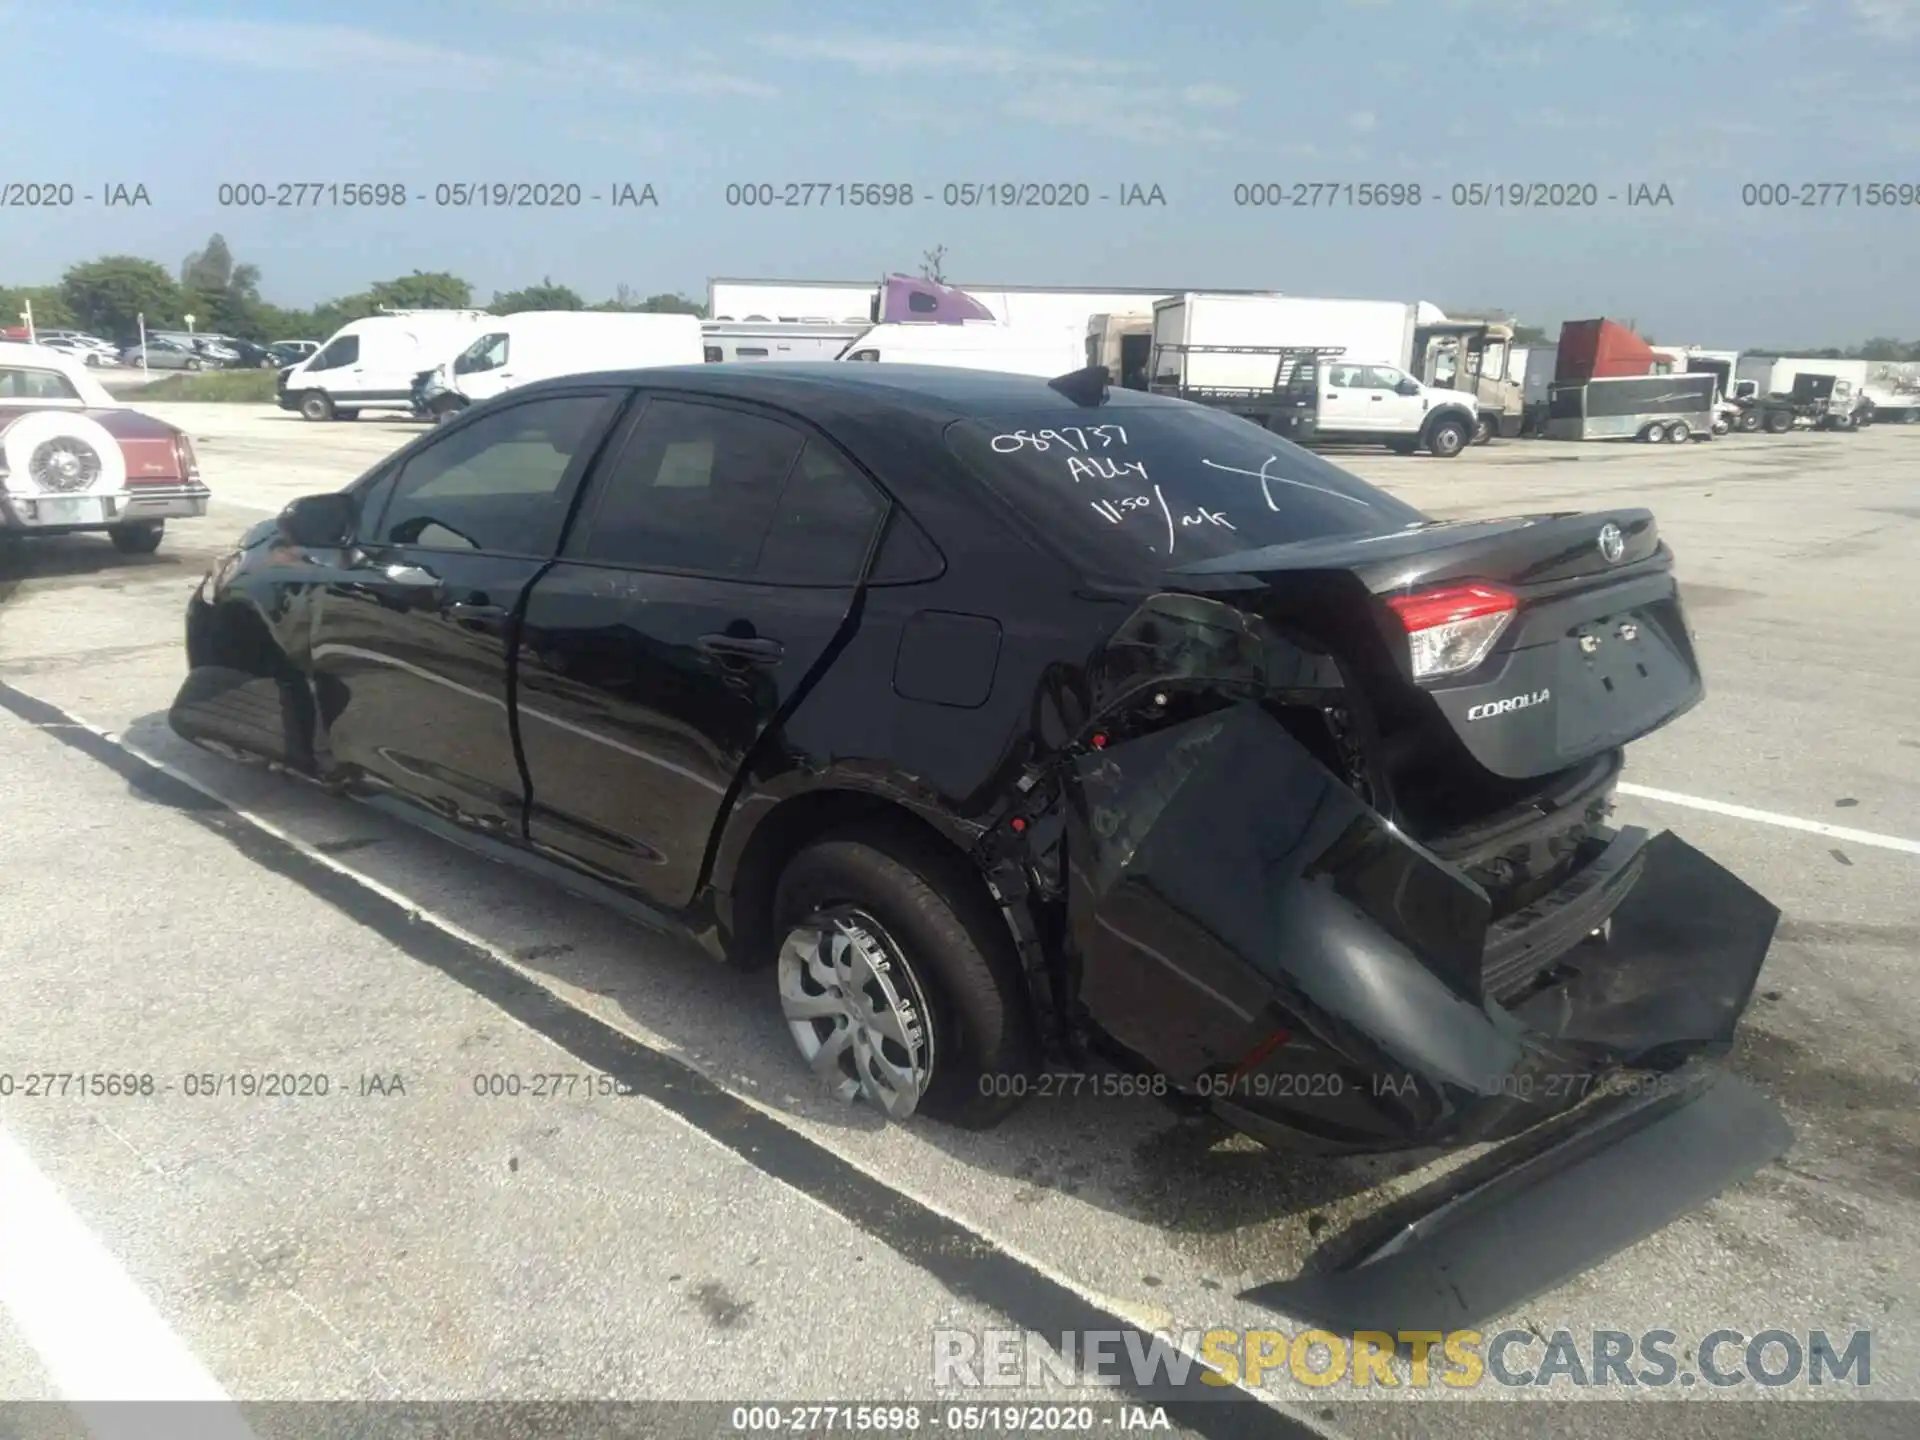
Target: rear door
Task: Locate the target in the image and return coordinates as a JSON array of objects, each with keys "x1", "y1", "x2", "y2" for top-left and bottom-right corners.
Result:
[
  {"x1": 1318, "y1": 362, "x2": 1368, "y2": 429},
  {"x1": 306, "y1": 387, "x2": 624, "y2": 831},
  {"x1": 515, "y1": 394, "x2": 888, "y2": 906}
]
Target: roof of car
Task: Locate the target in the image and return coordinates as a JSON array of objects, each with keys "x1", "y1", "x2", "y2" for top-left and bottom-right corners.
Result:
[
  {"x1": 520, "y1": 362, "x2": 1186, "y2": 422},
  {"x1": 0, "y1": 342, "x2": 125, "y2": 408}
]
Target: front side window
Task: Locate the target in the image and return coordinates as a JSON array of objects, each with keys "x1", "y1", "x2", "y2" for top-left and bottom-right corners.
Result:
[
  {"x1": 846, "y1": 348, "x2": 880, "y2": 362},
  {"x1": 454, "y1": 333, "x2": 509, "y2": 375},
  {"x1": 1360, "y1": 366, "x2": 1407, "y2": 390},
  {"x1": 372, "y1": 393, "x2": 615, "y2": 555},
  {"x1": 570, "y1": 398, "x2": 804, "y2": 575},
  {"x1": 0, "y1": 366, "x2": 83, "y2": 402},
  {"x1": 310, "y1": 335, "x2": 360, "y2": 371}
]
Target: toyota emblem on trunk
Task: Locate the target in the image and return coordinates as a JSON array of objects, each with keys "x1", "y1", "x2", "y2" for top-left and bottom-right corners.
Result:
[{"x1": 1597, "y1": 523, "x2": 1626, "y2": 564}]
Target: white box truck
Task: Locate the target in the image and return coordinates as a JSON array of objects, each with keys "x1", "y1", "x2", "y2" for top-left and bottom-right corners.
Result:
[{"x1": 1148, "y1": 293, "x2": 1482, "y2": 457}]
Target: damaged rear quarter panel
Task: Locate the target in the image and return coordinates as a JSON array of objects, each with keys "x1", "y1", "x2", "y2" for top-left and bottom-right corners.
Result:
[{"x1": 1064, "y1": 702, "x2": 1522, "y2": 1104}]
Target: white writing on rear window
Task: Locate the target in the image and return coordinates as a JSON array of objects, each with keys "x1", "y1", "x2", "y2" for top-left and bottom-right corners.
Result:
[{"x1": 989, "y1": 424, "x2": 1128, "y2": 454}]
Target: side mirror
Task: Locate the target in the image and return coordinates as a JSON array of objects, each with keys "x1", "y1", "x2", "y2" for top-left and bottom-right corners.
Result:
[
  {"x1": 276, "y1": 491, "x2": 358, "y2": 548},
  {"x1": 1396, "y1": 379, "x2": 1421, "y2": 395}
]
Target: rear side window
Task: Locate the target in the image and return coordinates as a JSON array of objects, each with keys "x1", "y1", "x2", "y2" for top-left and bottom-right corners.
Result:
[
  {"x1": 572, "y1": 398, "x2": 804, "y2": 575},
  {"x1": 753, "y1": 440, "x2": 886, "y2": 585},
  {"x1": 0, "y1": 367, "x2": 82, "y2": 401}
]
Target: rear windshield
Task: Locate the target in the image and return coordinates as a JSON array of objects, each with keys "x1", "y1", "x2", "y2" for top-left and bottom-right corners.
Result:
[{"x1": 945, "y1": 405, "x2": 1425, "y2": 579}]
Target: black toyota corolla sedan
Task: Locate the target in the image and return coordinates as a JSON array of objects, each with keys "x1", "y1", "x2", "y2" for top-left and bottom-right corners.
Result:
[{"x1": 171, "y1": 363, "x2": 1789, "y2": 1325}]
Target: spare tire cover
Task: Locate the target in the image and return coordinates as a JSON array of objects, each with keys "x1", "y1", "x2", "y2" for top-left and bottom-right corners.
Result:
[{"x1": 1, "y1": 410, "x2": 128, "y2": 496}]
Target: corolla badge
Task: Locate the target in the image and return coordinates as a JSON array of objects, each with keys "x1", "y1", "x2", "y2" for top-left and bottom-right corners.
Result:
[
  {"x1": 1597, "y1": 522, "x2": 1626, "y2": 564},
  {"x1": 1466, "y1": 688, "x2": 1550, "y2": 721}
]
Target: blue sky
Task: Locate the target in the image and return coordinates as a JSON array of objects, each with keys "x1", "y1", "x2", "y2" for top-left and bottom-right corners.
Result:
[{"x1": 6, "y1": 0, "x2": 1919, "y2": 346}]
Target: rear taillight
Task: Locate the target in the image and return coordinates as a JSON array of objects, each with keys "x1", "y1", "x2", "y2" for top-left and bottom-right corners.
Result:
[
  {"x1": 1385, "y1": 582, "x2": 1517, "y2": 681},
  {"x1": 174, "y1": 432, "x2": 199, "y2": 480}
]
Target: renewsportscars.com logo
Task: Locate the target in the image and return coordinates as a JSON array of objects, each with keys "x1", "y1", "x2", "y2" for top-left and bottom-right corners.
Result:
[{"x1": 931, "y1": 1327, "x2": 1872, "y2": 1391}]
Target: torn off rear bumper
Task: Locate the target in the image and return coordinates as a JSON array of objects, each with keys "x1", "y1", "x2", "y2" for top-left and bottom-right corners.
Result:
[
  {"x1": 1243, "y1": 1063, "x2": 1792, "y2": 1333},
  {"x1": 1061, "y1": 700, "x2": 1791, "y2": 1327},
  {"x1": 1063, "y1": 702, "x2": 1784, "y2": 1153}
]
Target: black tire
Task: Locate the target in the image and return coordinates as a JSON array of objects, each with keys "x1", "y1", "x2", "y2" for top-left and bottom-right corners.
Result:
[
  {"x1": 108, "y1": 521, "x2": 163, "y2": 554},
  {"x1": 299, "y1": 391, "x2": 334, "y2": 422},
  {"x1": 1473, "y1": 413, "x2": 1494, "y2": 445},
  {"x1": 1425, "y1": 416, "x2": 1469, "y2": 457},
  {"x1": 1737, "y1": 408, "x2": 1762, "y2": 432},
  {"x1": 1763, "y1": 407, "x2": 1793, "y2": 434},
  {"x1": 1667, "y1": 420, "x2": 1691, "y2": 443},
  {"x1": 772, "y1": 824, "x2": 1039, "y2": 1129}
]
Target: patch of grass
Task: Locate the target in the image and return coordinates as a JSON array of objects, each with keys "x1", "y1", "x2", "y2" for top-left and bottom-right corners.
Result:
[{"x1": 131, "y1": 369, "x2": 280, "y2": 402}]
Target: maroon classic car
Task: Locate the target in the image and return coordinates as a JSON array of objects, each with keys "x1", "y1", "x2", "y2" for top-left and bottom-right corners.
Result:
[{"x1": 0, "y1": 341, "x2": 209, "y2": 554}]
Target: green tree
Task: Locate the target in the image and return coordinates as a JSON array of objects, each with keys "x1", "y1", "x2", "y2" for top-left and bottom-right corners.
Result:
[
  {"x1": 634, "y1": 291, "x2": 704, "y2": 316},
  {"x1": 181, "y1": 234, "x2": 235, "y2": 292},
  {"x1": 59, "y1": 256, "x2": 184, "y2": 338},
  {"x1": 369, "y1": 271, "x2": 474, "y2": 310},
  {"x1": 491, "y1": 278, "x2": 584, "y2": 314},
  {"x1": 0, "y1": 285, "x2": 79, "y2": 329},
  {"x1": 920, "y1": 245, "x2": 948, "y2": 284}
]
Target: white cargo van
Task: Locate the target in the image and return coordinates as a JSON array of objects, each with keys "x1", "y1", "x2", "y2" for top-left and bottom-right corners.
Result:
[
  {"x1": 837, "y1": 323, "x2": 1086, "y2": 377},
  {"x1": 442, "y1": 312, "x2": 705, "y2": 408},
  {"x1": 277, "y1": 310, "x2": 493, "y2": 421}
]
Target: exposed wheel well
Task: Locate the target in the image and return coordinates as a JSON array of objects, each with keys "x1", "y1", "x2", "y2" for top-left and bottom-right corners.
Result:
[
  {"x1": 189, "y1": 600, "x2": 291, "y2": 678},
  {"x1": 723, "y1": 789, "x2": 1006, "y2": 975}
]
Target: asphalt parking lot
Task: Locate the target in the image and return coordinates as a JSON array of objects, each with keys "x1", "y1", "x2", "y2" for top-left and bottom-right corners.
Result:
[{"x1": 3, "y1": 407, "x2": 1917, "y2": 1438}]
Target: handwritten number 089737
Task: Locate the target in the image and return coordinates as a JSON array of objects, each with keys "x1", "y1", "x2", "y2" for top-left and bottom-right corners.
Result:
[{"x1": 988, "y1": 425, "x2": 1128, "y2": 454}]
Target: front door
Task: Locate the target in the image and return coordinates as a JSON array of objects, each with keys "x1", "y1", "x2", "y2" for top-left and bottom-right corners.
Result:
[
  {"x1": 1357, "y1": 364, "x2": 1428, "y2": 434},
  {"x1": 516, "y1": 394, "x2": 888, "y2": 907},
  {"x1": 307, "y1": 387, "x2": 625, "y2": 832},
  {"x1": 452, "y1": 331, "x2": 512, "y2": 405}
]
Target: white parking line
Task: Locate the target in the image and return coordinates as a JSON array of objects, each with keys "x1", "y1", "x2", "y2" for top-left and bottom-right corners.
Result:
[
  {"x1": 0, "y1": 1125, "x2": 258, "y2": 1436},
  {"x1": 1617, "y1": 781, "x2": 1920, "y2": 856}
]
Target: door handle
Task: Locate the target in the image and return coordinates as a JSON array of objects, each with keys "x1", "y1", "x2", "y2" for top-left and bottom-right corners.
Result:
[
  {"x1": 1370, "y1": 394, "x2": 1384, "y2": 401},
  {"x1": 448, "y1": 600, "x2": 508, "y2": 621},
  {"x1": 696, "y1": 633, "x2": 785, "y2": 664},
  {"x1": 381, "y1": 562, "x2": 441, "y2": 588}
]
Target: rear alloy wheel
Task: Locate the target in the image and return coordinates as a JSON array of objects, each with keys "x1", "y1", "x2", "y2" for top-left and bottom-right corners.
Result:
[
  {"x1": 1643, "y1": 421, "x2": 1668, "y2": 443},
  {"x1": 772, "y1": 828, "x2": 1037, "y2": 1128},
  {"x1": 1426, "y1": 417, "x2": 1469, "y2": 457},
  {"x1": 299, "y1": 392, "x2": 334, "y2": 422},
  {"x1": 185, "y1": 358, "x2": 203, "y2": 371},
  {"x1": 109, "y1": 521, "x2": 164, "y2": 554},
  {"x1": 1667, "y1": 420, "x2": 1691, "y2": 443}
]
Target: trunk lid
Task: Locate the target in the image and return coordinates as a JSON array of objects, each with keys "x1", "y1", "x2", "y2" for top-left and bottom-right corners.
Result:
[{"x1": 1171, "y1": 509, "x2": 1703, "y2": 791}]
